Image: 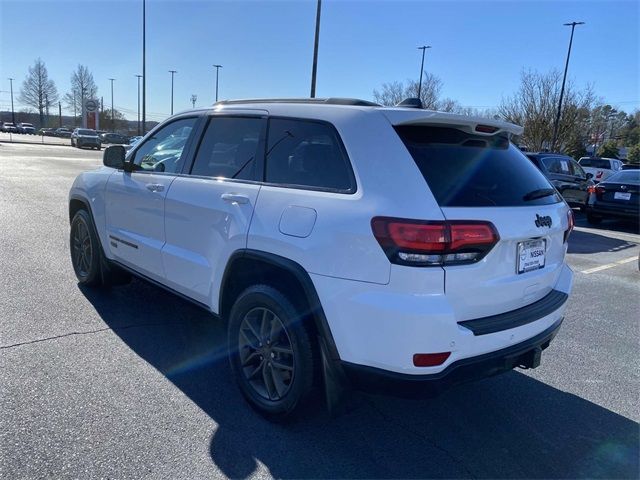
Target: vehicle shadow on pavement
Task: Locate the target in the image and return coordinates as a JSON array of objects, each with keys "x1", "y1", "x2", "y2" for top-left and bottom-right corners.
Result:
[
  {"x1": 80, "y1": 280, "x2": 639, "y2": 479},
  {"x1": 568, "y1": 230, "x2": 638, "y2": 254}
]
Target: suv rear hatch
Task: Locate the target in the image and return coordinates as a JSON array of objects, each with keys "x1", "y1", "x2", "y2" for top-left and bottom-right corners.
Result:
[{"x1": 388, "y1": 112, "x2": 571, "y2": 321}]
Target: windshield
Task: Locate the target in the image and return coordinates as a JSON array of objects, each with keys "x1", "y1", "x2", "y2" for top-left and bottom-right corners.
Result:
[
  {"x1": 394, "y1": 126, "x2": 561, "y2": 207},
  {"x1": 78, "y1": 129, "x2": 97, "y2": 135}
]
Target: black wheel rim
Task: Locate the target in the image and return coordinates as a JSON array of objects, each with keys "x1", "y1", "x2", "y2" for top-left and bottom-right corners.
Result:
[
  {"x1": 238, "y1": 307, "x2": 295, "y2": 401},
  {"x1": 72, "y1": 219, "x2": 92, "y2": 277}
]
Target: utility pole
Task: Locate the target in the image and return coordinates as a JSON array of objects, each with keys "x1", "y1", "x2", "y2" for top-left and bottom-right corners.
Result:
[
  {"x1": 45, "y1": 93, "x2": 49, "y2": 126},
  {"x1": 135, "y1": 74, "x2": 142, "y2": 135},
  {"x1": 8, "y1": 78, "x2": 15, "y2": 125},
  {"x1": 190, "y1": 94, "x2": 197, "y2": 108},
  {"x1": 551, "y1": 21, "x2": 584, "y2": 152},
  {"x1": 213, "y1": 65, "x2": 222, "y2": 102},
  {"x1": 169, "y1": 70, "x2": 177, "y2": 115},
  {"x1": 73, "y1": 90, "x2": 77, "y2": 125},
  {"x1": 416, "y1": 45, "x2": 431, "y2": 102},
  {"x1": 58, "y1": 102, "x2": 62, "y2": 127},
  {"x1": 108, "y1": 78, "x2": 115, "y2": 132},
  {"x1": 142, "y1": 0, "x2": 146, "y2": 134},
  {"x1": 310, "y1": 0, "x2": 322, "y2": 98}
]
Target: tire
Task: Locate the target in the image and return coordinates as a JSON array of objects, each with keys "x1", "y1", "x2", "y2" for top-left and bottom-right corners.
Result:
[
  {"x1": 228, "y1": 284, "x2": 316, "y2": 421},
  {"x1": 70, "y1": 209, "x2": 131, "y2": 287},
  {"x1": 587, "y1": 212, "x2": 603, "y2": 225},
  {"x1": 70, "y1": 209, "x2": 102, "y2": 286}
]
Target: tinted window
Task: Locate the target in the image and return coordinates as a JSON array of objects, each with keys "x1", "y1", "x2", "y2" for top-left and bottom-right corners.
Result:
[
  {"x1": 571, "y1": 160, "x2": 586, "y2": 177},
  {"x1": 265, "y1": 118, "x2": 354, "y2": 192},
  {"x1": 580, "y1": 158, "x2": 612, "y2": 169},
  {"x1": 542, "y1": 156, "x2": 572, "y2": 175},
  {"x1": 395, "y1": 126, "x2": 561, "y2": 207},
  {"x1": 191, "y1": 117, "x2": 263, "y2": 180},
  {"x1": 606, "y1": 170, "x2": 640, "y2": 184},
  {"x1": 132, "y1": 117, "x2": 197, "y2": 173}
]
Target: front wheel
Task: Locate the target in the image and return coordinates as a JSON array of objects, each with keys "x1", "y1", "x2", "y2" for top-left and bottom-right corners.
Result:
[
  {"x1": 70, "y1": 210, "x2": 102, "y2": 286},
  {"x1": 228, "y1": 285, "x2": 316, "y2": 421}
]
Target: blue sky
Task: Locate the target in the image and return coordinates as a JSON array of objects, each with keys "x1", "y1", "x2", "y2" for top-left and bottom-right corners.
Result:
[{"x1": 1, "y1": 0, "x2": 638, "y2": 122}]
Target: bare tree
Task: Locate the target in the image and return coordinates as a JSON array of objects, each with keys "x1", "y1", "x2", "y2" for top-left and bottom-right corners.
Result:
[
  {"x1": 498, "y1": 69, "x2": 595, "y2": 152},
  {"x1": 373, "y1": 72, "x2": 442, "y2": 108},
  {"x1": 63, "y1": 65, "x2": 98, "y2": 121},
  {"x1": 18, "y1": 58, "x2": 58, "y2": 127}
]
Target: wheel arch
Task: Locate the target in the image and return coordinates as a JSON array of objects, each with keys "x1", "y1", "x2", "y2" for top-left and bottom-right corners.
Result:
[{"x1": 219, "y1": 249, "x2": 341, "y2": 362}]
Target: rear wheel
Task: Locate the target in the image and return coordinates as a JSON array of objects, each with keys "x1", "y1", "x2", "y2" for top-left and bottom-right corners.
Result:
[{"x1": 228, "y1": 285, "x2": 316, "y2": 421}]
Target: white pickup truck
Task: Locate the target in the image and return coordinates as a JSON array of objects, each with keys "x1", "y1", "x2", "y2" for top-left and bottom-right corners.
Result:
[{"x1": 578, "y1": 157, "x2": 624, "y2": 183}]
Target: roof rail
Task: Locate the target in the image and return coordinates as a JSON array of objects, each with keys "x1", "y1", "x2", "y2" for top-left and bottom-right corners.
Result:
[{"x1": 214, "y1": 98, "x2": 381, "y2": 107}]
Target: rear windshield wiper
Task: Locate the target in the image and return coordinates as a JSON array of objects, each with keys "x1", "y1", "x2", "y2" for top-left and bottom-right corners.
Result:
[{"x1": 523, "y1": 188, "x2": 556, "y2": 201}]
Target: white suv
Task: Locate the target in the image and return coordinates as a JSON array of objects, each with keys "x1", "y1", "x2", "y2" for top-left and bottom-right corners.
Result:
[{"x1": 69, "y1": 98, "x2": 574, "y2": 420}]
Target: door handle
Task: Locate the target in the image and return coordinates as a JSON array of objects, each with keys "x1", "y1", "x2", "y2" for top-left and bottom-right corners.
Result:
[
  {"x1": 221, "y1": 193, "x2": 250, "y2": 205},
  {"x1": 146, "y1": 183, "x2": 165, "y2": 192}
]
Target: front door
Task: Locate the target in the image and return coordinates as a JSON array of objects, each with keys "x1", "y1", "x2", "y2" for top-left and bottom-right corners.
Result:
[{"x1": 104, "y1": 116, "x2": 200, "y2": 280}]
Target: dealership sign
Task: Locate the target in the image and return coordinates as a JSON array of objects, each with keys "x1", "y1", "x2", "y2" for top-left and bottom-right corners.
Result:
[{"x1": 83, "y1": 99, "x2": 100, "y2": 130}]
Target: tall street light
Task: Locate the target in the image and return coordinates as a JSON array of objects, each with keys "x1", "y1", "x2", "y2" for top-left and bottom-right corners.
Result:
[
  {"x1": 108, "y1": 78, "x2": 115, "y2": 132},
  {"x1": 142, "y1": 0, "x2": 146, "y2": 134},
  {"x1": 169, "y1": 70, "x2": 177, "y2": 114},
  {"x1": 551, "y1": 21, "x2": 584, "y2": 152},
  {"x1": 310, "y1": 0, "x2": 322, "y2": 98},
  {"x1": 416, "y1": 45, "x2": 431, "y2": 102},
  {"x1": 213, "y1": 65, "x2": 222, "y2": 102},
  {"x1": 8, "y1": 78, "x2": 15, "y2": 125},
  {"x1": 135, "y1": 74, "x2": 142, "y2": 135}
]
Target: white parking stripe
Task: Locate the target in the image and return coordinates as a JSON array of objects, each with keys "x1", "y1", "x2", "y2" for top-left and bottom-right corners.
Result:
[{"x1": 581, "y1": 256, "x2": 638, "y2": 274}]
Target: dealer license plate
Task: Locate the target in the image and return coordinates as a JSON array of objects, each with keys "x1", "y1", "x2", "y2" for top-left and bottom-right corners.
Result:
[
  {"x1": 517, "y1": 239, "x2": 546, "y2": 274},
  {"x1": 614, "y1": 192, "x2": 631, "y2": 201}
]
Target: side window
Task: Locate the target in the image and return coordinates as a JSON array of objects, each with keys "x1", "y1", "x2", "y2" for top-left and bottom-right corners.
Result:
[
  {"x1": 190, "y1": 116, "x2": 264, "y2": 180},
  {"x1": 265, "y1": 118, "x2": 355, "y2": 192},
  {"x1": 579, "y1": 158, "x2": 591, "y2": 167},
  {"x1": 542, "y1": 157, "x2": 564, "y2": 174},
  {"x1": 132, "y1": 117, "x2": 198, "y2": 173},
  {"x1": 571, "y1": 160, "x2": 586, "y2": 177}
]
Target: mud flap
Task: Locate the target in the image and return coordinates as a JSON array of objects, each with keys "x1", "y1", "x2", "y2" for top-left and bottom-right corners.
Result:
[{"x1": 319, "y1": 335, "x2": 351, "y2": 417}]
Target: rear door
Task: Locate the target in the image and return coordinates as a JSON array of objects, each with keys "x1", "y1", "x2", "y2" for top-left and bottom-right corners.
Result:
[
  {"x1": 161, "y1": 114, "x2": 265, "y2": 306},
  {"x1": 394, "y1": 125, "x2": 570, "y2": 320}
]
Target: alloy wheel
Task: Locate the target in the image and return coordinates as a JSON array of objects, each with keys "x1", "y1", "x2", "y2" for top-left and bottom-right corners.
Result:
[{"x1": 72, "y1": 219, "x2": 92, "y2": 277}]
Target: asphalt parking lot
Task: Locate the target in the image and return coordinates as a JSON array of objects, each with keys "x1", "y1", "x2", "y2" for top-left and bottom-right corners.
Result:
[{"x1": 1, "y1": 141, "x2": 638, "y2": 479}]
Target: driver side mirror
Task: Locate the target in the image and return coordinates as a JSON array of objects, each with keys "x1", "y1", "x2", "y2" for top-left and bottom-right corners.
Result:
[
  {"x1": 103, "y1": 145, "x2": 126, "y2": 169},
  {"x1": 585, "y1": 172, "x2": 594, "y2": 180}
]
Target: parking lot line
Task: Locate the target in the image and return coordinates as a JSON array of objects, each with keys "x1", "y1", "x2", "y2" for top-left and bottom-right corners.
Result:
[{"x1": 581, "y1": 256, "x2": 638, "y2": 274}]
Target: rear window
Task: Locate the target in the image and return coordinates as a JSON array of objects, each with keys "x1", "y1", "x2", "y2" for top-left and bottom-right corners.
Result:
[
  {"x1": 394, "y1": 126, "x2": 561, "y2": 207},
  {"x1": 606, "y1": 170, "x2": 640, "y2": 183},
  {"x1": 579, "y1": 158, "x2": 612, "y2": 169}
]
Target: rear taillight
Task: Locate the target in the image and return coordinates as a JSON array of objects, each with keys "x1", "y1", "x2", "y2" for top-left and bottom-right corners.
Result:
[
  {"x1": 564, "y1": 209, "x2": 574, "y2": 243},
  {"x1": 371, "y1": 217, "x2": 499, "y2": 266},
  {"x1": 587, "y1": 185, "x2": 596, "y2": 194},
  {"x1": 595, "y1": 185, "x2": 606, "y2": 198}
]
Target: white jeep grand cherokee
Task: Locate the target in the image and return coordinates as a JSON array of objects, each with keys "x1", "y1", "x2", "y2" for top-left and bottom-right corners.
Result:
[{"x1": 69, "y1": 98, "x2": 574, "y2": 420}]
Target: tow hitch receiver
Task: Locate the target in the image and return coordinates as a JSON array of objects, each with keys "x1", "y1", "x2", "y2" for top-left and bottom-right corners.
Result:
[{"x1": 517, "y1": 346, "x2": 543, "y2": 369}]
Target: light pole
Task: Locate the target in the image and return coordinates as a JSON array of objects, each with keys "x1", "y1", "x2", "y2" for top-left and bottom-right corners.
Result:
[
  {"x1": 310, "y1": 0, "x2": 322, "y2": 98},
  {"x1": 135, "y1": 75, "x2": 142, "y2": 135},
  {"x1": 8, "y1": 78, "x2": 15, "y2": 125},
  {"x1": 551, "y1": 21, "x2": 584, "y2": 152},
  {"x1": 108, "y1": 78, "x2": 115, "y2": 131},
  {"x1": 142, "y1": 0, "x2": 146, "y2": 134},
  {"x1": 416, "y1": 45, "x2": 431, "y2": 102},
  {"x1": 169, "y1": 70, "x2": 177, "y2": 115},
  {"x1": 190, "y1": 94, "x2": 197, "y2": 108},
  {"x1": 213, "y1": 65, "x2": 222, "y2": 102}
]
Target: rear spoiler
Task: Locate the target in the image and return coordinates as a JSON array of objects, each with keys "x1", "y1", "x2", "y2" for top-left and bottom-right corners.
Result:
[{"x1": 381, "y1": 109, "x2": 524, "y2": 137}]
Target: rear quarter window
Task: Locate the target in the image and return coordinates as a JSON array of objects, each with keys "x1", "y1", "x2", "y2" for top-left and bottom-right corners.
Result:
[{"x1": 394, "y1": 126, "x2": 561, "y2": 207}]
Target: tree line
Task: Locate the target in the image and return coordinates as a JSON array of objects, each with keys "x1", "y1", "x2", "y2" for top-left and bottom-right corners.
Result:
[
  {"x1": 13, "y1": 58, "x2": 127, "y2": 131},
  {"x1": 373, "y1": 69, "x2": 640, "y2": 163}
]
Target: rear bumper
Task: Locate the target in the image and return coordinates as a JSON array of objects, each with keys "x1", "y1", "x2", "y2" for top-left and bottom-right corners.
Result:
[
  {"x1": 587, "y1": 203, "x2": 639, "y2": 219},
  {"x1": 342, "y1": 318, "x2": 562, "y2": 397}
]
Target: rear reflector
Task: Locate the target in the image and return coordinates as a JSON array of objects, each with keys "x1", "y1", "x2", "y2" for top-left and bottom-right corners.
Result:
[
  {"x1": 413, "y1": 352, "x2": 451, "y2": 367},
  {"x1": 564, "y1": 209, "x2": 574, "y2": 243},
  {"x1": 371, "y1": 217, "x2": 499, "y2": 266}
]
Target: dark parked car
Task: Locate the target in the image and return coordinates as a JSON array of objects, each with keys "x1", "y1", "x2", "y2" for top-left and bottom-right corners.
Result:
[
  {"x1": 55, "y1": 128, "x2": 73, "y2": 138},
  {"x1": 99, "y1": 132, "x2": 129, "y2": 145},
  {"x1": 621, "y1": 163, "x2": 639, "y2": 170},
  {"x1": 527, "y1": 153, "x2": 594, "y2": 209},
  {"x1": 586, "y1": 169, "x2": 639, "y2": 224}
]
